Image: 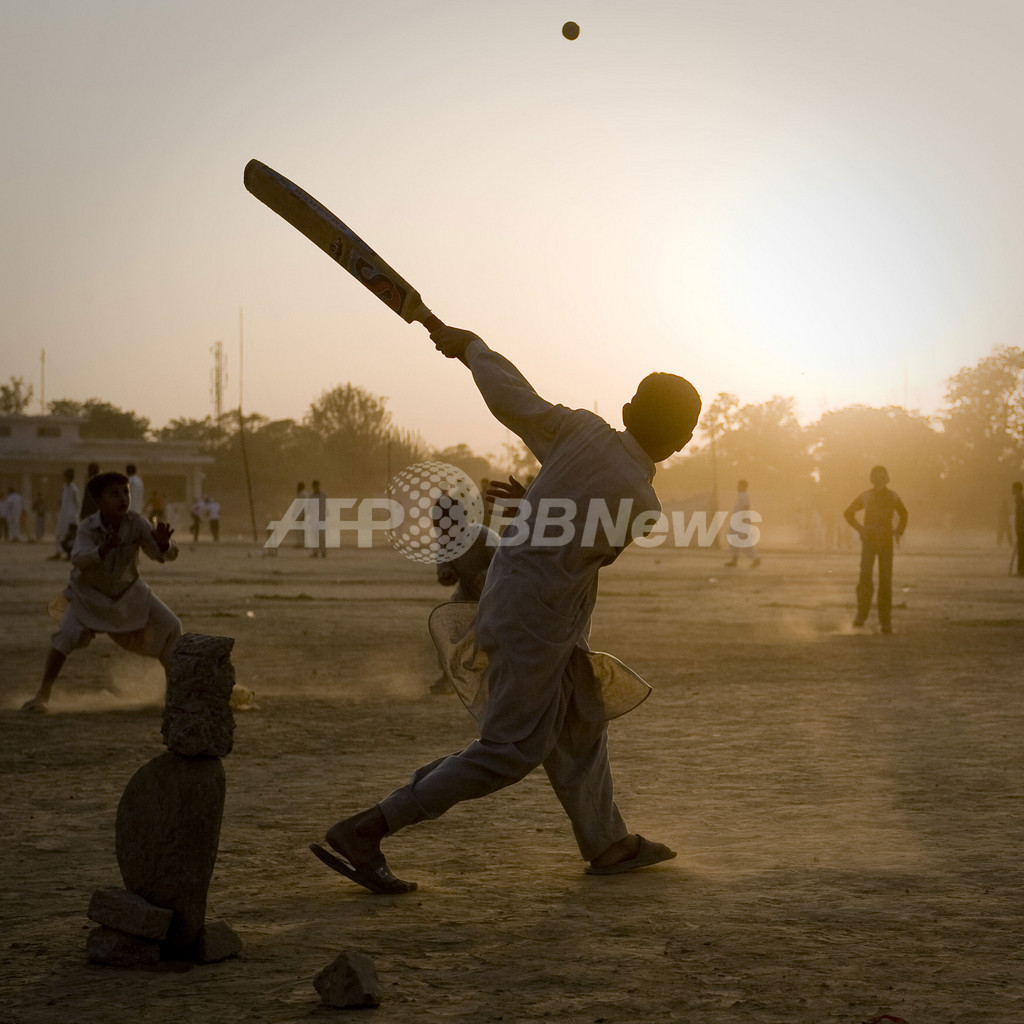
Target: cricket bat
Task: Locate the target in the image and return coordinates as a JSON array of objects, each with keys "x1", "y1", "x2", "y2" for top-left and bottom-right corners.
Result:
[{"x1": 244, "y1": 158, "x2": 444, "y2": 332}]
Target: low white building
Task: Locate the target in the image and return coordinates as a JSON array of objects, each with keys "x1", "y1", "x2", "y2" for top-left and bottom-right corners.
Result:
[{"x1": 0, "y1": 415, "x2": 214, "y2": 534}]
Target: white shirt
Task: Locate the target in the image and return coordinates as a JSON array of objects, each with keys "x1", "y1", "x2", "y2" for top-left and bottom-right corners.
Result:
[
  {"x1": 128, "y1": 473, "x2": 145, "y2": 514},
  {"x1": 57, "y1": 481, "x2": 81, "y2": 530},
  {"x1": 465, "y1": 339, "x2": 660, "y2": 742},
  {"x1": 67, "y1": 510, "x2": 178, "y2": 632},
  {"x1": 4, "y1": 492, "x2": 24, "y2": 521}
]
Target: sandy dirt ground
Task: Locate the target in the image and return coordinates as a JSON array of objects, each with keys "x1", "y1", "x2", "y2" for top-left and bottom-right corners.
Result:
[{"x1": 2, "y1": 536, "x2": 1023, "y2": 1024}]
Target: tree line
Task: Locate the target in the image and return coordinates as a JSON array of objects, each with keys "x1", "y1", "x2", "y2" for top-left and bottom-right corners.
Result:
[{"x1": 3, "y1": 345, "x2": 1023, "y2": 534}]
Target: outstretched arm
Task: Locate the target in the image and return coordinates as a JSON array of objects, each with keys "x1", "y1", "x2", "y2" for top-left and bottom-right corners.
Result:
[{"x1": 429, "y1": 326, "x2": 567, "y2": 463}]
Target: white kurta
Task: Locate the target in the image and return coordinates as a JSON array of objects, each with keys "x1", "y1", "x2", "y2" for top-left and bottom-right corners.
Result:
[
  {"x1": 128, "y1": 474, "x2": 145, "y2": 515},
  {"x1": 56, "y1": 481, "x2": 80, "y2": 538},
  {"x1": 67, "y1": 511, "x2": 179, "y2": 633},
  {"x1": 467, "y1": 338, "x2": 660, "y2": 744},
  {"x1": 379, "y1": 339, "x2": 663, "y2": 858}
]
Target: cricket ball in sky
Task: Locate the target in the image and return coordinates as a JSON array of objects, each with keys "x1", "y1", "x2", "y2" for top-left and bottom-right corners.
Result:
[{"x1": 562, "y1": 21, "x2": 580, "y2": 40}]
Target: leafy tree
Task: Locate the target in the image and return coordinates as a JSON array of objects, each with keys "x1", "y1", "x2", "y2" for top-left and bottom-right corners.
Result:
[
  {"x1": 48, "y1": 398, "x2": 150, "y2": 439},
  {"x1": 671, "y1": 392, "x2": 812, "y2": 518},
  {"x1": 305, "y1": 384, "x2": 428, "y2": 495},
  {"x1": 809, "y1": 405, "x2": 945, "y2": 528},
  {"x1": 432, "y1": 444, "x2": 493, "y2": 488},
  {"x1": 941, "y1": 346, "x2": 1024, "y2": 524},
  {"x1": 0, "y1": 376, "x2": 33, "y2": 415},
  {"x1": 156, "y1": 416, "x2": 226, "y2": 445},
  {"x1": 943, "y1": 346, "x2": 1024, "y2": 460}
]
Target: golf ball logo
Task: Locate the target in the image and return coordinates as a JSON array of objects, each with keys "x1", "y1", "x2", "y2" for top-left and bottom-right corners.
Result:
[{"x1": 386, "y1": 462, "x2": 484, "y2": 564}]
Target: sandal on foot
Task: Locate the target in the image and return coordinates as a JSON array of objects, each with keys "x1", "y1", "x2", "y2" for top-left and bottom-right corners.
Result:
[
  {"x1": 585, "y1": 835, "x2": 677, "y2": 876},
  {"x1": 309, "y1": 843, "x2": 417, "y2": 894}
]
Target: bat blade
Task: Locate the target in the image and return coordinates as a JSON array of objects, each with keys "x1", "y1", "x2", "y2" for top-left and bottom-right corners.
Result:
[{"x1": 244, "y1": 159, "x2": 442, "y2": 331}]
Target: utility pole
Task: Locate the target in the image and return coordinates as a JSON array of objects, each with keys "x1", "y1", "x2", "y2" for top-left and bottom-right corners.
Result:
[
  {"x1": 237, "y1": 309, "x2": 258, "y2": 543},
  {"x1": 210, "y1": 340, "x2": 226, "y2": 420},
  {"x1": 40, "y1": 348, "x2": 45, "y2": 414}
]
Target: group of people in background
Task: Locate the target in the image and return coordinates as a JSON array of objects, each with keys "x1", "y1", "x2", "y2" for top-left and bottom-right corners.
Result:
[
  {"x1": 0, "y1": 462, "x2": 221, "y2": 558},
  {"x1": 189, "y1": 495, "x2": 221, "y2": 543},
  {"x1": 0, "y1": 485, "x2": 28, "y2": 542}
]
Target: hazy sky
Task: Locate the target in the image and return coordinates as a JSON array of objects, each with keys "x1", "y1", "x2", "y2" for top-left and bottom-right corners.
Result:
[{"x1": 3, "y1": 1, "x2": 1023, "y2": 461}]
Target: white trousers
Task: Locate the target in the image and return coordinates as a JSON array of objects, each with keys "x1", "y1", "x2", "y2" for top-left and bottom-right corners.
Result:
[{"x1": 379, "y1": 655, "x2": 627, "y2": 861}]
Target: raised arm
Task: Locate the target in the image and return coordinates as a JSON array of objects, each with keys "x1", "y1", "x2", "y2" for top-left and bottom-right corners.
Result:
[{"x1": 430, "y1": 326, "x2": 567, "y2": 462}]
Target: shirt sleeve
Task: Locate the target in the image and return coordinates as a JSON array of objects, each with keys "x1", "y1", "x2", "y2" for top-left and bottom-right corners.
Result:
[
  {"x1": 70, "y1": 518, "x2": 104, "y2": 568},
  {"x1": 465, "y1": 339, "x2": 569, "y2": 463}
]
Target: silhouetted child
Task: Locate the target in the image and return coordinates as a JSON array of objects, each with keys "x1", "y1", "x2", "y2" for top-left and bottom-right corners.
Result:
[
  {"x1": 312, "y1": 324, "x2": 701, "y2": 893},
  {"x1": 843, "y1": 465, "x2": 907, "y2": 633},
  {"x1": 724, "y1": 479, "x2": 761, "y2": 568},
  {"x1": 22, "y1": 472, "x2": 181, "y2": 713}
]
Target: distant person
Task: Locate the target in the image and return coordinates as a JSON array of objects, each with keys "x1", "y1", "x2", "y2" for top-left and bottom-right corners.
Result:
[
  {"x1": 126, "y1": 464, "x2": 144, "y2": 515},
  {"x1": 310, "y1": 480, "x2": 327, "y2": 557},
  {"x1": 189, "y1": 497, "x2": 206, "y2": 543},
  {"x1": 997, "y1": 497, "x2": 1013, "y2": 547},
  {"x1": 294, "y1": 482, "x2": 309, "y2": 548},
  {"x1": 50, "y1": 468, "x2": 80, "y2": 561},
  {"x1": 21, "y1": 471, "x2": 181, "y2": 714},
  {"x1": 1013, "y1": 482, "x2": 1024, "y2": 576},
  {"x1": 724, "y1": 479, "x2": 760, "y2": 567},
  {"x1": 206, "y1": 496, "x2": 221, "y2": 541},
  {"x1": 32, "y1": 494, "x2": 47, "y2": 542},
  {"x1": 843, "y1": 466, "x2": 908, "y2": 634},
  {"x1": 4, "y1": 487, "x2": 25, "y2": 542},
  {"x1": 310, "y1": 323, "x2": 700, "y2": 893},
  {"x1": 144, "y1": 490, "x2": 167, "y2": 526},
  {"x1": 80, "y1": 462, "x2": 101, "y2": 519}
]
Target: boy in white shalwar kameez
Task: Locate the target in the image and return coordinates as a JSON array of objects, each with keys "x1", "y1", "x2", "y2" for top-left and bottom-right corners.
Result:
[
  {"x1": 22, "y1": 472, "x2": 181, "y2": 713},
  {"x1": 311, "y1": 326, "x2": 702, "y2": 894}
]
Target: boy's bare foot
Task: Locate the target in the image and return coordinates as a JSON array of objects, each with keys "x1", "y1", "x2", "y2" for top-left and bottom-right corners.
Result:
[{"x1": 20, "y1": 697, "x2": 48, "y2": 714}]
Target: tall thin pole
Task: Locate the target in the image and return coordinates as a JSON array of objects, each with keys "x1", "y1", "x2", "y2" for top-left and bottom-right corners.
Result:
[
  {"x1": 40, "y1": 348, "x2": 45, "y2": 414},
  {"x1": 237, "y1": 308, "x2": 259, "y2": 543}
]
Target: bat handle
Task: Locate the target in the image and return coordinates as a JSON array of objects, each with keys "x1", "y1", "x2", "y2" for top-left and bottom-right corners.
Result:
[{"x1": 419, "y1": 312, "x2": 445, "y2": 333}]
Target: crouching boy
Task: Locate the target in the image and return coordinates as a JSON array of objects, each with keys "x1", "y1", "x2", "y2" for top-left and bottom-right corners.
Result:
[{"x1": 22, "y1": 472, "x2": 181, "y2": 713}]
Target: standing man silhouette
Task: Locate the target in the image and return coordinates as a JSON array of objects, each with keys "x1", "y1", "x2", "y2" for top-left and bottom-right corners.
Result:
[{"x1": 844, "y1": 466, "x2": 908, "y2": 634}]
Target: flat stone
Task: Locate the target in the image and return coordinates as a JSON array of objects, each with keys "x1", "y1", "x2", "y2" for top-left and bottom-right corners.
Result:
[
  {"x1": 115, "y1": 751, "x2": 225, "y2": 954},
  {"x1": 86, "y1": 926, "x2": 161, "y2": 967},
  {"x1": 195, "y1": 920, "x2": 243, "y2": 963},
  {"x1": 313, "y1": 951, "x2": 382, "y2": 1008},
  {"x1": 163, "y1": 633, "x2": 236, "y2": 757},
  {"x1": 87, "y1": 887, "x2": 173, "y2": 940}
]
